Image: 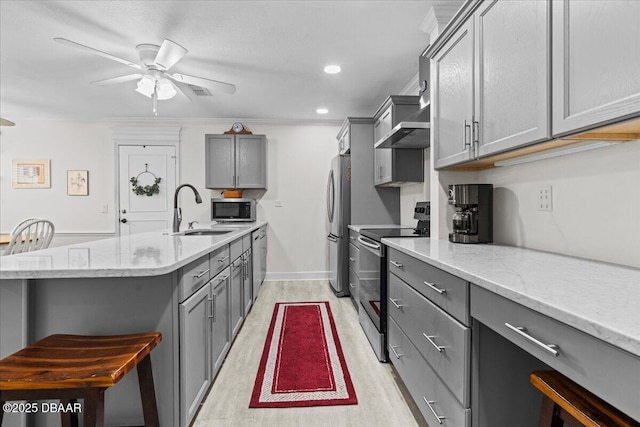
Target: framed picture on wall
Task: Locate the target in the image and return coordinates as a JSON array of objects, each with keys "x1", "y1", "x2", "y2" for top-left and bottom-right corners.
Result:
[
  {"x1": 12, "y1": 159, "x2": 50, "y2": 188},
  {"x1": 67, "y1": 170, "x2": 89, "y2": 196}
]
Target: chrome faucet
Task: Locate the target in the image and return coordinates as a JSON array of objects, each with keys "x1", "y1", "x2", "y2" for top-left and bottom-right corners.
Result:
[{"x1": 173, "y1": 184, "x2": 203, "y2": 232}]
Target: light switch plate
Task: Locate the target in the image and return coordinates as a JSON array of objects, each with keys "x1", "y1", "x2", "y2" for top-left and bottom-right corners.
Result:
[
  {"x1": 538, "y1": 186, "x2": 552, "y2": 211},
  {"x1": 275, "y1": 200, "x2": 283, "y2": 207}
]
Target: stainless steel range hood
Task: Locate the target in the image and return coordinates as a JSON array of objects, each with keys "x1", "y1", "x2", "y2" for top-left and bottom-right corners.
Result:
[{"x1": 374, "y1": 104, "x2": 431, "y2": 149}]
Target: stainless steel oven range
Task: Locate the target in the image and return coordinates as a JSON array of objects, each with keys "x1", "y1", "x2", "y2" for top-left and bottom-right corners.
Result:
[{"x1": 358, "y1": 225, "x2": 429, "y2": 362}]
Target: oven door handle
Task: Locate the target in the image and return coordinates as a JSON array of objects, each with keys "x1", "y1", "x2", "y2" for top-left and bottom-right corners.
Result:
[{"x1": 357, "y1": 236, "x2": 380, "y2": 250}]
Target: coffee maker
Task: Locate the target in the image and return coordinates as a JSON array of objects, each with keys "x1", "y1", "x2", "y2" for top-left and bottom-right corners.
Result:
[{"x1": 448, "y1": 184, "x2": 493, "y2": 243}]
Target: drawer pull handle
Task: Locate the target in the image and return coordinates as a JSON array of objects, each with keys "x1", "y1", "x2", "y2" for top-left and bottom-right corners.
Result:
[
  {"x1": 390, "y1": 345, "x2": 404, "y2": 359},
  {"x1": 193, "y1": 269, "x2": 210, "y2": 279},
  {"x1": 422, "y1": 397, "x2": 445, "y2": 424},
  {"x1": 422, "y1": 333, "x2": 445, "y2": 353},
  {"x1": 217, "y1": 256, "x2": 229, "y2": 262},
  {"x1": 504, "y1": 323, "x2": 560, "y2": 357},
  {"x1": 390, "y1": 260, "x2": 403, "y2": 268},
  {"x1": 389, "y1": 298, "x2": 404, "y2": 309},
  {"x1": 424, "y1": 281, "x2": 446, "y2": 294},
  {"x1": 216, "y1": 274, "x2": 230, "y2": 282}
]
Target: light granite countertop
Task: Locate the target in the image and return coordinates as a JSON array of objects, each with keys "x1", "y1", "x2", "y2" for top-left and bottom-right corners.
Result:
[
  {"x1": 348, "y1": 224, "x2": 404, "y2": 232},
  {"x1": 0, "y1": 222, "x2": 266, "y2": 279},
  {"x1": 382, "y1": 237, "x2": 640, "y2": 357}
]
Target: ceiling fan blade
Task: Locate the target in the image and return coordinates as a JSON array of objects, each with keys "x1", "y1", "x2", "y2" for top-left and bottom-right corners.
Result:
[
  {"x1": 154, "y1": 39, "x2": 187, "y2": 71},
  {"x1": 0, "y1": 118, "x2": 16, "y2": 126},
  {"x1": 91, "y1": 74, "x2": 144, "y2": 86},
  {"x1": 170, "y1": 80, "x2": 192, "y2": 102},
  {"x1": 170, "y1": 73, "x2": 236, "y2": 94},
  {"x1": 54, "y1": 38, "x2": 142, "y2": 70}
]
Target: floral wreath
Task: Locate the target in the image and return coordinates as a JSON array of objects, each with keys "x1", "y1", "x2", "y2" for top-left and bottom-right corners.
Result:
[{"x1": 130, "y1": 164, "x2": 162, "y2": 197}]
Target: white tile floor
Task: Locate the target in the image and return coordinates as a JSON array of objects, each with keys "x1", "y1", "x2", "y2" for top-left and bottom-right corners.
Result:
[{"x1": 192, "y1": 281, "x2": 422, "y2": 427}]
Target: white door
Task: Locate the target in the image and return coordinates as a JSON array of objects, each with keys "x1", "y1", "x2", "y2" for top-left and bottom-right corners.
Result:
[{"x1": 118, "y1": 145, "x2": 176, "y2": 236}]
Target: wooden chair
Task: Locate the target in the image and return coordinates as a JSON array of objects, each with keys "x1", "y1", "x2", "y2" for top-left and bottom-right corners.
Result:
[
  {"x1": 0, "y1": 332, "x2": 162, "y2": 427},
  {"x1": 530, "y1": 370, "x2": 639, "y2": 427},
  {"x1": 4, "y1": 218, "x2": 54, "y2": 255}
]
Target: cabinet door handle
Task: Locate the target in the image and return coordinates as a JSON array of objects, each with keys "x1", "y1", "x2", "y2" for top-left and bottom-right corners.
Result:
[
  {"x1": 390, "y1": 345, "x2": 404, "y2": 359},
  {"x1": 464, "y1": 120, "x2": 471, "y2": 147},
  {"x1": 390, "y1": 260, "x2": 403, "y2": 268},
  {"x1": 193, "y1": 269, "x2": 210, "y2": 279},
  {"x1": 217, "y1": 256, "x2": 229, "y2": 263},
  {"x1": 422, "y1": 397, "x2": 445, "y2": 424},
  {"x1": 232, "y1": 175, "x2": 236, "y2": 187},
  {"x1": 208, "y1": 295, "x2": 215, "y2": 321},
  {"x1": 423, "y1": 281, "x2": 446, "y2": 294},
  {"x1": 216, "y1": 274, "x2": 230, "y2": 282},
  {"x1": 472, "y1": 120, "x2": 479, "y2": 145},
  {"x1": 504, "y1": 323, "x2": 560, "y2": 357},
  {"x1": 389, "y1": 298, "x2": 404, "y2": 309},
  {"x1": 422, "y1": 333, "x2": 445, "y2": 353}
]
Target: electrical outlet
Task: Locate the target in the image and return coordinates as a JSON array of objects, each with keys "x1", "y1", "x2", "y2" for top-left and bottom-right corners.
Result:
[
  {"x1": 538, "y1": 186, "x2": 552, "y2": 211},
  {"x1": 275, "y1": 200, "x2": 283, "y2": 207}
]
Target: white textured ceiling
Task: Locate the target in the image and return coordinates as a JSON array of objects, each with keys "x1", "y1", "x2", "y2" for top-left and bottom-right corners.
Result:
[{"x1": 0, "y1": 0, "x2": 435, "y2": 123}]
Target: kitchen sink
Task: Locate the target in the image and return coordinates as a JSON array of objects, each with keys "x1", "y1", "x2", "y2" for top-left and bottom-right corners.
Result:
[{"x1": 181, "y1": 229, "x2": 233, "y2": 236}]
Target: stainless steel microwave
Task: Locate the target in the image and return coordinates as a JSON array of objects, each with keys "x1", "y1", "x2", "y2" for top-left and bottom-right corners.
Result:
[{"x1": 211, "y1": 198, "x2": 256, "y2": 222}]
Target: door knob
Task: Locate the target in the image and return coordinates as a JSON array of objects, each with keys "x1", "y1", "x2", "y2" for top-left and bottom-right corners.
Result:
[{"x1": 120, "y1": 218, "x2": 127, "y2": 223}]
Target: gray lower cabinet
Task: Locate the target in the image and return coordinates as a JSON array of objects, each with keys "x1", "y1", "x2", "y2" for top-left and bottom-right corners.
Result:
[
  {"x1": 205, "y1": 134, "x2": 267, "y2": 189},
  {"x1": 230, "y1": 256, "x2": 244, "y2": 339},
  {"x1": 210, "y1": 268, "x2": 231, "y2": 374},
  {"x1": 242, "y1": 249, "x2": 253, "y2": 315},
  {"x1": 387, "y1": 250, "x2": 471, "y2": 425},
  {"x1": 252, "y1": 225, "x2": 267, "y2": 300},
  {"x1": 179, "y1": 280, "x2": 212, "y2": 427}
]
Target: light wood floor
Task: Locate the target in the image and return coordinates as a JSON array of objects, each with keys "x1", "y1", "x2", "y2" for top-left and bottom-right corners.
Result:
[{"x1": 193, "y1": 281, "x2": 422, "y2": 427}]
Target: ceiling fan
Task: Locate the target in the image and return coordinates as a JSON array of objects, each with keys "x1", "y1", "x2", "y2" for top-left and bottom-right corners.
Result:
[{"x1": 53, "y1": 38, "x2": 236, "y2": 115}]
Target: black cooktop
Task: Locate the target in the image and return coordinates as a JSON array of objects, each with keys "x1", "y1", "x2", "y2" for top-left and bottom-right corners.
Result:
[{"x1": 360, "y1": 227, "x2": 429, "y2": 242}]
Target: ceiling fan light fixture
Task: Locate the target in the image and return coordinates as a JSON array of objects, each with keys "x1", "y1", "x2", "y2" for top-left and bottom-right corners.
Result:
[
  {"x1": 135, "y1": 75, "x2": 156, "y2": 98},
  {"x1": 156, "y1": 78, "x2": 177, "y2": 100}
]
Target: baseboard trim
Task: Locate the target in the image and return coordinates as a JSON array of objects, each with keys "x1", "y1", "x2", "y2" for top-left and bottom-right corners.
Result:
[{"x1": 264, "y1": 271, "x2": 328, "y2": 282}]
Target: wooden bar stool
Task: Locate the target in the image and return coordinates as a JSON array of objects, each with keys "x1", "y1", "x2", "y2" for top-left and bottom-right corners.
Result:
[
  {"x1": 0, "y1": 332, "x2": 162, "y2": 427},
  {"x1": 530, "y1": 370, "x2": 639, "y2": 427}
]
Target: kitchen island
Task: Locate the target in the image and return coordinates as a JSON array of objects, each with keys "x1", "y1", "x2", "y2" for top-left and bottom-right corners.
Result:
[
  {"x1": 0, "y1": 222, "x2": 266, "y2": 427},
  {"x1": 382, "y1": 237, "x2": 640, "y2": 425}
]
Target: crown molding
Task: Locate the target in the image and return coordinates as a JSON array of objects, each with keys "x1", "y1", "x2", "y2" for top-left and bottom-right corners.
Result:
[{"x1": 420, "y1": 2, "x2": 464, "y2": 39}]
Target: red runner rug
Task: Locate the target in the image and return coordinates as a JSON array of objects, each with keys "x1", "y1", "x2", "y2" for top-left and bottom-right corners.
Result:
[{"x1": 250, "y1": 301, "x2": 358, "y2": 408}]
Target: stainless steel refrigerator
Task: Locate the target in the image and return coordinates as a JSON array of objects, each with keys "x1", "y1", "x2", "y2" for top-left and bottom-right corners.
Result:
[{"x1": 327, "y1": 154, "x2": 350, "y2": 296}]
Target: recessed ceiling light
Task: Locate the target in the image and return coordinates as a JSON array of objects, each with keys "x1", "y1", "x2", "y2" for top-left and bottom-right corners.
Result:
[
  {"x1": 316, "y1": 108, "x2": 329, "y2": 114},
  {"x1": 323, "y1": 65, "x2": 341, "y2": 74}
]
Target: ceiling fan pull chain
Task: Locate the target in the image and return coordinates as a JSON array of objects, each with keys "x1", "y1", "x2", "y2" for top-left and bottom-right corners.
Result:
[{"x1": 153, "y1": 81, "x2": 158, "y2": 116}]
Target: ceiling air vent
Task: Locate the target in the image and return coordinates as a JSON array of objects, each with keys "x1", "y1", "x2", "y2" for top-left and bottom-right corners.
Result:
[{"x1": 187, "y1": 84, "x2": 212, "y2": 96}]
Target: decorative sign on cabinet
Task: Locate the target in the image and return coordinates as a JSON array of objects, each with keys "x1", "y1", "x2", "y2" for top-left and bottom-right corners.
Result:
[{"x1": 205, "y1": 134, "x2": 267, "y2": 189}]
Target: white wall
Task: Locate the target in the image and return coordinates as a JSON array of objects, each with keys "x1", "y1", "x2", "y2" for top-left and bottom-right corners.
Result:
[
  {"x1": 0, "y1": 121, "x2": 339, "y2": 277},
  {"x1": 426, "y1": 140, "x2": 640, "y2": 268}
]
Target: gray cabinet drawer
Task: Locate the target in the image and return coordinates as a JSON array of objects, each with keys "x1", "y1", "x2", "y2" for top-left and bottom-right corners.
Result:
[
  {"x1": 349, "y1": 243, "x2": 359, "y2": 274},
  {"x1": 230, "y1": 237, "x2": 243, "y2": 262},
  {"x1": 388, "y1": 248, "x2": 469, "y2": 325},
  {"x1": 471, "y1": 285, "x2": 640, "y2": 421},
  {"x1": 389, "y1": 272, "x2": 470, "y2": 406},
  {"x1": 209, "y1": 244, "x2": 230, "y2": 278},
  {"x1": 349, "y1": 230, "x2": 360, "y2": 248},
  {"x1": 388, "y1": 317, "x2": 471, "y2": 427},
  {"x1": 179, "y1": 255, "x2": 211, "y2": 302}
]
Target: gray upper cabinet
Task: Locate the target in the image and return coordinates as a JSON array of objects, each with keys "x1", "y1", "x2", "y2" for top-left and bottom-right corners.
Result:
[
  {"x1": 433, "y1": 0, "x2": 550, "y2": 169},
  {"x1": 433, "y1": 19, "x2": 475, "y2": 169},
  {"x1": 205, "y1": 134, "x2": 267, "y2": 189},
  {"x1": 372, "y1": 96, "x2": 424, "y2": 186},
  {"x1": 552, "y1": 0, "x2": 640, "y2": 136},
  {"x1": 475, "y1": 0, "x2": 550, "y2": 157}
]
